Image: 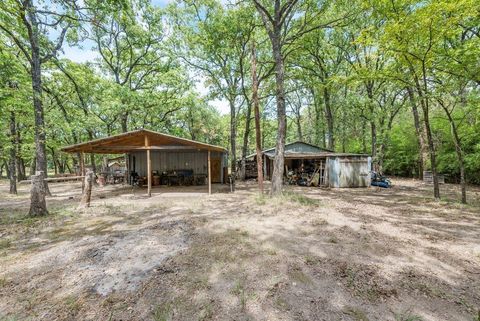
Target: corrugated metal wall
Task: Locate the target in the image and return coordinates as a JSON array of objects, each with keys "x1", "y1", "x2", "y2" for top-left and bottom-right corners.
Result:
[
  {"x1": 129, "y1": 151, "x2": 224, "y2": 180},
  {"x1": 327, "y1": 156, "x2": 371, "y2": 188}
]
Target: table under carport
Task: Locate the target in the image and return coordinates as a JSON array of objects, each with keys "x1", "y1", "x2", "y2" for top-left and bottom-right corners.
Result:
[{"x1": 61, "y1": 129, "x2": 228, "y2": 196}]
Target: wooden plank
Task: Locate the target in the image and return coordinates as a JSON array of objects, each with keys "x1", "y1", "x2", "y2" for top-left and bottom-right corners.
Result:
[
  {"x1": 208, "y1": 150, "x2": 211, "y2": 195},
  {"x1": 20, "y1": 176, "x2": 85, "y2": 184},
  {"x1": 80, "y1": 152, "x2": 85, "y2": 192},
  {"x1": 145, "y1": 135, "x2": 152, "y2": 197}
]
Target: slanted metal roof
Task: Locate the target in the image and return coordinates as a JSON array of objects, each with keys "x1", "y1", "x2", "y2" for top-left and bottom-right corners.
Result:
[
  {"x1": 61, "y1": 129, "x2": 227, "y2": 154},
  {"x1": 246, "y1": 141, "x2": 333, "y2": 159},
  {"x1": 246, "y1": 141, "x2": 369, "y2": 160}
]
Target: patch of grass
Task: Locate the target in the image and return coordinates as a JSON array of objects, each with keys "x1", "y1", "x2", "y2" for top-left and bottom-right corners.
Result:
[
  {"x1": 311, "y1": 218, "x2": 328, "y2": 226},
  {"x1": 152, "y1": 302, "x2": 172, "y2": 321},
  {"x1": 289, "y1": 268, "x2": 311, "y2": 284},
  {"x1": 304, "y1": 255, "x2": 318, "y2": 265},
  {"x1": 0, "y1": 316, "x2": 24, "y2": 321},
  {"x1": 265, "y1": 248, "x2": 277, "y2": 256},
  {"x1": 198, "y1": 302, "x2": 213, "y2": 321},
  {"x1": 274, "y1": 296, "x2": 289, "y2": 310},
  {"x1": 231, "y1": 280, "x2": 248, "y2": 311},
  {"x1": 328, "y1": 236, "x2": 338, "y2": 244},
  {"x1": 344, "y1": 307, "x2": 370, "y2": 321},
  {"x1": 394, "y1": 310, "x2": 423, "y2": 321},
  {"x1": 64, "y1": 295, "x2": 81, "y2": 314},
  {"x1": 0, "y1": 238, "x2": 12, "y2": 250},
  {"x1": 254, "y1": 194, "x2": 266, "y2": 205},
  {"x1": 191, "y1": 274, "x2": 210, "y2": 291},
  {"x1": 282, "y1": 191, "x2": 319, "y2": 206}
]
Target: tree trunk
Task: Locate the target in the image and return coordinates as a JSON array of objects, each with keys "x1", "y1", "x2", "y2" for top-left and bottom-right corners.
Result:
[
  {"x1": 28, "y1": 17, "x2": 50, "y2": 200},
  {"x1": 17, "y1": 157, "x2": 26, "y2": 181},
  {"x1": 370, "y1": 121, "x2": 377, "y2": 171},
  {"x1": 65, "y1": 161, "x2": 72, "y2": 174},
  {"x1": 311, "y1": 88, "x2": 323, "y2": 147},
  {"x1": 324, "y1": 87, "x2": 334, "y2": 150},
  {"x1": 296, "y1": 112, "x2": 302, "y2": 141},
  {"x1": 15, "y1": 126, "x2": 26, "y2": 181},
  {"x1": 29, "y1": 171, "x2": 48, "y2": 216},
  {"x1": 121, "y1": 113, "x2": 129, "y2": 184},
  {"x1": 251, "y1": 41, "x2": 264, "y2": 194},
  {"x1": 418, "y1": 62, "x2": 440, "y2": 199},
  {"x1": 30, "y1": 157, "x2": 36, "y2": 175},
  {"x1": 439, "y1": 100, "x2": 467, "y2": 203},
  {"x1": 361, "y1": 118, "x2": 367, "y2": 153},
  {"x1": 90, "y1": 153, "x2": 96, "y2": 173},
  {"x1": 240, "y1": 95, "x2": 252, "y2": 181},
  {"x1": 421, "y1": 104, "x2": 440, "y2": 199},
  {"x1": 79, "y1": 169, "x2": 94, "y2": 209},
  {"x1": 270, "y1": 33, "x2": 287, "y2": 195},
  {"x1": 407, "y1": 87, "x2": 426, "y2": 179},
  {"x1": 9, "y1": 112, "x2": 17, "y2": 194},
  {"x1": 229, "y1": 98, "x2": 237, "y2": 191},
  {"x1": 50, "y1": 146, "x2": 58, "y2": 175}
]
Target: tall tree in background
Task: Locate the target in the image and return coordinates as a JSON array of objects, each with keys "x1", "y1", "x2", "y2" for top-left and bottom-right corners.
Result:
[
  {"x1": 0, "y1": 0, "x2": 85, "y2": 215},
  {"x1": 252, "y1": 0, "x2": 352, "y2": 195},
  {"x1": 170, "y1": 1, "x2": 254, "y2": 190},
  {"x1": 88, "y1": 0, "x2": 169, "y2": 133}
]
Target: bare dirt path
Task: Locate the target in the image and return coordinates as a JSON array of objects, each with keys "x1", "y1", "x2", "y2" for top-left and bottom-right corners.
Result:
[{"x1": 0, "y1": 179, "x2": 479, "y2": 321}]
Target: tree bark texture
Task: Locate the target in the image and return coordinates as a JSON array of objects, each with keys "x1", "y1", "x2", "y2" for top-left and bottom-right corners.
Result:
[
  {"x1": 270, "y1": 35, "x2": 287, "y2": 195},
  {"x1": 9, "y1": 112, "x2": 18, "y2": 194},
  {"x1": 29, "y1": 171, "x2": 48, "y2": 216},
  {"x1": 229, "y1": 99, "x2": 237, "y2": 191},
  {"x1": 26, "y1": 1, "x2": 50, "y2": 199},
  {"x1": 251, "y1": 42, "x2": 264, "y2": 194},
  {"x1": 439, "y1": 100, "x2": 467, "y2": 204},
  {"x1": 240, "y1": 96, "x2": 252, "y2": 181},
  {"x1": 79, "y1": 169, "x2": 94, "y2": 209},
  {"x1": 323, "y1": 87, "x2": 334, "y2": 150},
  {"x1": 407, "y1": 87, "x2": 426, "y2": 179}
]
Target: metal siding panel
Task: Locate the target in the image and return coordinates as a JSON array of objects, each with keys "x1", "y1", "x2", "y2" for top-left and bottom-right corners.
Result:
[
  {"x1": 328, "y1": 157, "x2": 340, "y2": 188},
  {"x1": 338, "y1": 156, "x2": 370, "y2": 187},
  {"x1": 130, "y1": 150, "x2": 216, "y2": 177},
  {"x1": 132, "y1": 152, "x2": 146, "y2": 176}
]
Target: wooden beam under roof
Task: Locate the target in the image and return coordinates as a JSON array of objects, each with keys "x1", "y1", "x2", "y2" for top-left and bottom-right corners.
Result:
[{"x1": 61, "y1": 129, "x2": 227, "y2": 154}]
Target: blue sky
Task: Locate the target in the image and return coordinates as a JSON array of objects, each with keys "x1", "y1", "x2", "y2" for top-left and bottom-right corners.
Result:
[{"x1": 59, "y1": 0, "x2": 230, "y2": 114}]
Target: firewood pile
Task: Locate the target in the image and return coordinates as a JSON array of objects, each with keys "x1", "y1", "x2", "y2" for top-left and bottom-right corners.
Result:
[
  {"x1": 244, "y1": 160, "x2": 258, "y2": 178},
  {"x1": 286, "y1": 160, "x2": 325, "y2": 187}
]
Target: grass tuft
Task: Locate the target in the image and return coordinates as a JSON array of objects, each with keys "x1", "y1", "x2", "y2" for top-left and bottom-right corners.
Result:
[
  {"x1": 152, "y1": 302, "x2": 172, "y2": 321},
  {"x1": 394, "y1": 310, "x2": 423, "y2": 321}
]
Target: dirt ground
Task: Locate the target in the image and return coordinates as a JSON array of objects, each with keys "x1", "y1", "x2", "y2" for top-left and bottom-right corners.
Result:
[{"x1": 0, "y1": 178, "x2": 479, "y2": 321}]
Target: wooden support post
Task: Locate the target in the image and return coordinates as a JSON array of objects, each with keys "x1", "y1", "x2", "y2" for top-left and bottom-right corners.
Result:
[
  {"x1": 208, "y1": 150, "x2": 211, "y2": 195},
  {"x1": 80, "y1": 152, "x2": 85, "y2": 192},
  {"x1": 145, "y1": 135, "x2": 151, "y2": 197}
]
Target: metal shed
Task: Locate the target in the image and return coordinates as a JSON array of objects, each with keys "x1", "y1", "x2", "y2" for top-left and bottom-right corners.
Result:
[
  {"x1": 61, "y1": 129, "x2": 228, "y2": 195},
  {"x1": 247, "y1": 142, "x2": 371, "y2": 188}
]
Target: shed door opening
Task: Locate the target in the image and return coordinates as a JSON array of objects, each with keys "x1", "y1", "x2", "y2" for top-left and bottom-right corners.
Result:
[{"x1": 211, "y1": 157, "x2": 221, "y2": 183}]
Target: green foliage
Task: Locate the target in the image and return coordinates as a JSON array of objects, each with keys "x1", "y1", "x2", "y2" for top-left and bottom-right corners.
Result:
[{"x1": 0, "y1": 0, "x2": 478, "y2": 195}]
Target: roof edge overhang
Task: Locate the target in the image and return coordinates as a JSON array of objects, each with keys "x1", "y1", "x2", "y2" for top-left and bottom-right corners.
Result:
[{"x1": 61, "y1": 129, "x2": 227, "y2": 154}]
